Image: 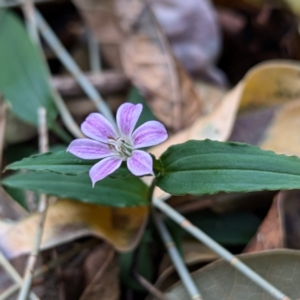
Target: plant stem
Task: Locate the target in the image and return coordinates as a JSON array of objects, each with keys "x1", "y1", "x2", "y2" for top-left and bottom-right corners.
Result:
[
  {"x1": 17, "y1": 108, "x2": 49, "y2": 300},
  {"x1": 154, "y1": 213, "x2": 202, "y2": 300},
  {"x1": 0, "y1": 252, "x2": 39, "y2": 300},
  {"x1": 153, "y1": 198, "x2": 291, "y2": 300},
  {"x1": 34, "y1": 9, "x2": 115, "y2": 125}
]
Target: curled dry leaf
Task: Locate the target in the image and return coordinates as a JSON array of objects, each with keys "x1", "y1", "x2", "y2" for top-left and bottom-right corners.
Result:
[
  {"x1": 115, "y1": 0, "x2": 202, "y2": 131},
  {"x1": 0, "y1": 199, "x2": 148, "y2": 259},
  {"x1": 245, "y1": 190, "x2": 300, "y2": 253},
  {"x1": 150, "y1": 60, "x2": 300, "y2": 199}
]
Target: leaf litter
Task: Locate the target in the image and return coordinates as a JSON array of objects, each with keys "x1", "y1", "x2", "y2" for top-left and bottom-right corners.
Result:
[{"x1": 1, "y1": 0, "x2": 300, "y2": 299}]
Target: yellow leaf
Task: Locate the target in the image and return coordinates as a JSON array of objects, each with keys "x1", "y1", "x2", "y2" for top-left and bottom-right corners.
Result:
[{"x1": 0, "y1": 199, "x2": 148, "y2": 258}]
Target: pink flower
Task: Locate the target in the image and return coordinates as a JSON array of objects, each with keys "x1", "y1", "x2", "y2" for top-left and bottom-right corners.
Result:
[{"x1": 67, "y1": 103, "x2": 168, "y2": 186}]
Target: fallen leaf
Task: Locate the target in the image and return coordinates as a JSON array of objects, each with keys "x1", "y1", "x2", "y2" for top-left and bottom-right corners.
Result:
[
  {"x1": 164, "y1": 249, "x2": 300, "y2": 300},
  {"x1": 115, "y1": 1, "x2": 202, "y2": 131},
  {"x1": 245, "y1": 190, "x2": 300, "y2": 253},
  {"x1": 244, "y1": 194, "x2": 285, "y2": 253},
  {"x1": 0, "y1": 199, "x2": 148, "y2": 259},
  {"x1": 80, "y1": 243, "x2": 119, "y2": 300}
]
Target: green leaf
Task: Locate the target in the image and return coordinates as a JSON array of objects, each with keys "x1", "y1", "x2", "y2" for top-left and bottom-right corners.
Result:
[
  {"x1": 168, "y1": 211, "x2": 261, "y2": 245},
  {"x1": 2, "y1": 172, "x2": 148, "y2": 207},
  {"x1": 4, "y1": 186, "x2": 29, "y2": 211},
  {"x1": 157, "y1": 140, "x2": 300, "y2": 195},
  {"x1": 164, "y1": 249, "x2": 300, "y2": 300},
  {"x1": 5, "y1": 150, "x2": 131, "y2": 178},
  {"x1": 0, "y1": 11, "x2": 57, "y2": 126}
]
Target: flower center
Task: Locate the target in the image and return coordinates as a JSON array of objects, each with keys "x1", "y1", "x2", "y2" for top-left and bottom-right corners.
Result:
[{"x1": 107, "y1": 136, "x2": 133, "y2": 158}]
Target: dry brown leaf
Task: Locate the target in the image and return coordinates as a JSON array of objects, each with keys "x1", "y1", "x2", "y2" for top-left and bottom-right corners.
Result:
[
  {"x1": 115, "y1": 1, "x2": 202, "y2": 131},
  {"x1": 80, "y1": 244, "x2": 119, "y2": 300},
  {"x1": 245, "y1": 190, "x2": 300, "y2": 253},
  {"x1": 0, "y1": 199, "x2": 148, "y2": 259},
  {"x1": 72, "y1": 0, "x2": 123, "y2": 70},
  {"x1": 151, "y1": 60, "x2": 300, "y2": 200},
  {"x1": 244, "y1": 194, "x2": 285, "y2": 253}
]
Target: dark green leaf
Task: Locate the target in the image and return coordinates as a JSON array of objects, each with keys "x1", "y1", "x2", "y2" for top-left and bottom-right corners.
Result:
[
  {"x1": 157, "y1": 140, "x2": 300, "y2": 195},
  {"x1": 2, "y1": 172, "x2": 148, "y2": 207},
  {"x1": 0, "y1": 11, "x2": 57, "y2": 126},
  {"x1": 5, "y1": 150, "x2": 131, "y2": 178},
  {"x1": 168, "y1": 211, "x2": 261, "y2": 245},
  {"x1": 4, "y1": 186, "x2": 28, "y2": 211}
]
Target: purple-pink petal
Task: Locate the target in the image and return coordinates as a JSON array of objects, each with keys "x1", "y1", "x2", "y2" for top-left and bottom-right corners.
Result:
[
  {"x1": 117, "y1": 103, "x2": 142, "y2": 138},
  {"x1": 89, "y1": 156, "x2": 123, "y2": 186},
  {"x1": 132, "y1": 121, "x2": 168, "y2": 149},
  {"x1": 127, "y1": 150, "x2": 154, "y2": 176},
  {"x1": 67, "y1": 139, "x2": 114, "y2": 160},
  {"x1": 81, "y1": 113, "x2": 117, "y2": 143}
]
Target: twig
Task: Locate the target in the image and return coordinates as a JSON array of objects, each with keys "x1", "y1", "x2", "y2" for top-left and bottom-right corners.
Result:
[
  {"x1": 0, "y1": 252, "x2": 39, "y2": 300},
  {"x1": 153, "y1": 198, "x2": 291, "y2": 300},
  {"x1": 133, "y1": 270, "x2": 167, "y2": 300},
  {"x1": 0, "y1": 240, "x2": 98, "y2": 300},
  {"x1": 34, "y1": 9, "x2": 115, "y2": 126},
  {"x1": 87, "y1": 29, "x2": 101, "y2": 73},
  {"x1": 51, "y1": 90, "x2": 83, "y2": 139},
  {"x1": 154, "y1": 213, "x2": 202, "y2": 300},
  {"x1": 51, "y1": 71, "x2": 128, "y2": 98},
  {"x1": 22, "y1": 0, "x2": 39, "y2": 45},
  {"x1": 0, "y1": 98, "x2": 7, "y2": 176},
  {"x1": 17, "y1": 108, "x2": 49, "y2": 300},
  {"x1": 22, "y1": 0, "x2": 82, "y2": 139},
  {"x1": 0, "y1": 0, "x2": 52, "y2": 8}
]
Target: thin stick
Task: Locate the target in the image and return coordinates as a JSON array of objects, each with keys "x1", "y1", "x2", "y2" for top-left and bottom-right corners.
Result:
[
  {"x1": 0, "y1": 99, "x2": 7, "y2": 176},
  {"x1": 22, "y1": 0, "x2": 39, "y2": 45},
  {"x1": 51, "y1": 90, "x2": 83, "y2": 138},
  {"x1": 21, "y1": 0, "x2": 82, "y2": 139},
  {"x1": 0, "y1": 240, "x2": 97, "y2": 300},
  {"x1": 0, "y1": 252, "x2": 39, "y2": 300},
  {"x1": 0, "y1": 0, "x2": 52, "y2": 8},
  {"x1": 34, "y1": 9, "x2": 115, "y2": 125},
  {"x1": 153, "y1": 198, "x2": 291, "y2": 300},
  {"x1": 154, "y1": 213, "x2": 202, "y2": 300},
  {"x1": 133, "y1": 270, "x2": 167, "y2": 300},
  {"x1": 17, "y1": 108, "x2": 49, "y2": 300},
  {"x1": 87, "y1": 29, "x2": 101, "y2": 73}
]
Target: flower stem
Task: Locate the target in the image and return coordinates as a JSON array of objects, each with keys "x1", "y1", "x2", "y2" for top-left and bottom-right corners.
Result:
[{"x1": 153, "y1": 198, "x2": 291, "y2": 300}]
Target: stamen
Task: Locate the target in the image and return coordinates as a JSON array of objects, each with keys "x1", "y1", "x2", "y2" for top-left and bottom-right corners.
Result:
[{"x1": 107, "y1": 136, "x2": 133, "y2": 158}]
